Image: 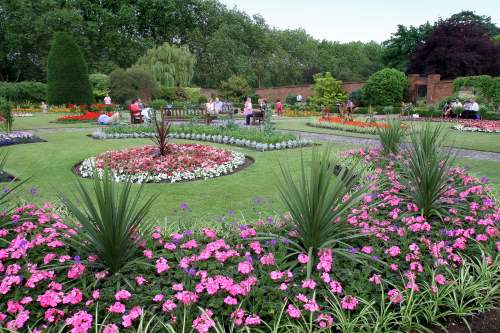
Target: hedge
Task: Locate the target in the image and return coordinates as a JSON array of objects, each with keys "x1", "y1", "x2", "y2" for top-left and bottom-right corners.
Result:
[
  {"x1": 453, "y1": 75, "x2": 500, "y2": 109},
  {"x1": 0, "y1": 82, "x2": 47, "y2": 103},
  {"x1": 47, "y1": 32, "x2": 93, "y2": 105}
]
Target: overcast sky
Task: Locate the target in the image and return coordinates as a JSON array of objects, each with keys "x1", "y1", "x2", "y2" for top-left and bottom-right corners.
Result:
[{"x1": 219, "y1": 0, "x2": 500, "y2": 42}]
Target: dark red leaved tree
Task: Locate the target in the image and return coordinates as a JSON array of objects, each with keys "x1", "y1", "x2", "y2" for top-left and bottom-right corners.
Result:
[{"x1": 407, "y1": 21, "x2": 500, "y2": 79}]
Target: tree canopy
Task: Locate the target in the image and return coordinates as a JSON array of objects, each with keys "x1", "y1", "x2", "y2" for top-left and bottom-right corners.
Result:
[
  {"x1": 407, "y1": 21, "x2": 500, "y2": 79},
  {"x1": 0, "y1": 0, "x2": 383, "y2": 87}
]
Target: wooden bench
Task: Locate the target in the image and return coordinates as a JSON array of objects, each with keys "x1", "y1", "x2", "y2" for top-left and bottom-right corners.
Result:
[{"x1": 162, "y1": 107, "x2": 217, "y2": 125}]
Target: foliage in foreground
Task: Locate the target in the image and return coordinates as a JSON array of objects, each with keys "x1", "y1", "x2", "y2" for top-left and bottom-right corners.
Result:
[
  {"x1": 402, "y1": 123, "x2": 456, "y2": 218},
  {"x1": 60, "y1": 169, "x2": 158, "y2": 274},
  {"x1": 276, "y1": 149, "x2": 365, "y2": 259},
  {"x1": 377, "y1": 119, "x2": 405, "y2": 155}
]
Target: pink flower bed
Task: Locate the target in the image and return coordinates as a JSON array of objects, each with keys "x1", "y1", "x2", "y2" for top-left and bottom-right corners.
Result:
[
  {"x1": 79, "y1": 144, "x2": 246, "y2": 183},
  {"x1": 0, "y1": 148, "x2": 499, "y2": 331}
]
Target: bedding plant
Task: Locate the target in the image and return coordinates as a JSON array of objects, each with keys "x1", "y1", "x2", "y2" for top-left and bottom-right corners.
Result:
[{"x1": 0, "y1": 125, "x2": 499, "y2": 332}]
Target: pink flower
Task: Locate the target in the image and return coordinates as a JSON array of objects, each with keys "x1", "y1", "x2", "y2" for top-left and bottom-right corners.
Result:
[
  {"x1": 388, "y1": 289, "x2": 403, "y2": 304},
  {"x1": 224, "y1": 296, "x2": 238, "y2": 305},
  {"x1": 135, "y1": 275, "x2": 146, "y2": 285},
  {"x1": 237, "y1": 261, "x2": 253, "y2": 274},
  {"x1": 172, "y1": 283, "x2": 184, "y2": 291},
  {"x1": 122, "y1": 306, "x2": 142, "y2": 328},
  {"x1": 369, "y1": 274, "x2": 381, "y2": 285},
  {"x1": 63, "y1": 288, "x2": 83, "y2": 304},
  {"x1": 244, "y1": 315, "x2": 261, "y2": 326},
  {"x1": 259, "y1": 253, "x2": 275, "y2": 265},
  {"x1": 316, "y1": 314, "x2": 334, "y2": 328},
  {"x1": 162, "y1": 300, "x2": 177, "y2": 312},
  {"x1": 434, "y1": 274, "x2": 447, "y2": 285},
  {"x1": 270, "y1": 270, "x2": 284, "y2": 280},
  {"x1": 143, "y1": 250, "x2": 153, "y2": 258},
  {"x1": 301, "y1": 279, "x2": 316, "y2": 289},
  {"x1": 115, "y1": 289, "x2": 131, "y2": 301},
  {"x1": 192, "y1": 309, "x2": 215, "y2": 333},
  {"x1": 108, "y1": 302, "x2": 126, "y2": 314},
  {"x1": 156, "y1": 257, "x2": 169, "y2": 274},
  {"x1": 153, "y1": 294, "x2": 164, "y2": 302},
  {"x1": 361, "y1": 246, "x2": 373, "y2": 254},
  {"x1": 103, "y1": 324, "x2": 119, "y2": 333},
  {"x1": 386, "y1": 246, "x2": 401, "y2": 257},
  {"x1": 287, "y1": 304, "x2": 301, "y2": 319},
  {"x1": 65, "y1": 310, "x2": 93, "y2": 333},
  {"x1": 329, "y1": 280, "x2": 342, "y2": 294},
  {"x1": 341, "y1": 295, "x2": 358, "y2": 311},
  {"x1": 297, "y1": 253, "x2": 309, "y2": 264},
  {"x1": 67, "y1": 263, "x2": 85, "y2": 279},
  {"x1": 92, "y1": 290, "x2": 100, "y2": 300}
]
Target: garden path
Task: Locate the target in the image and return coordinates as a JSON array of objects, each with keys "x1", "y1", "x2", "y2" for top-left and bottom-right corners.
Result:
[{"x1": 281, "y1": 129, "x2": 500, "y2": 162}]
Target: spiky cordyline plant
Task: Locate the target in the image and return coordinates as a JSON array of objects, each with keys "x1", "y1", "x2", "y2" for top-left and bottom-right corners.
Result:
[
  {"x1": 151, "y1": 111, "x2": 171, "y2": 156},
  {"x1": 0, "y1": 151, "x2": 29, "y2": 209},
  {"x1": 60, "y1": 169, "x2": 158, "y2": 274},
  {"x1": 377, "y1": 119, "x2": 405, "y2": 155},
  {"x1": 275, "y1": 148, "x2": 367, "y2": 276},
  {"x1": 402, "y1": 122, "x2": 457, "y2": 219}
]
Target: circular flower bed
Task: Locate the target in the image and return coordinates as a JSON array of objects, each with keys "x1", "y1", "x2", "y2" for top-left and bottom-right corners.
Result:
[{"x1": 79, "y1": 144, "x2": 247, "y2": 183}]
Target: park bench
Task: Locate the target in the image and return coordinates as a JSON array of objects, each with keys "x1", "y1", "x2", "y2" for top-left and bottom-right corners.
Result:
[{"x1": 161, "y1": 107, "x2": 217, "y2": 125}]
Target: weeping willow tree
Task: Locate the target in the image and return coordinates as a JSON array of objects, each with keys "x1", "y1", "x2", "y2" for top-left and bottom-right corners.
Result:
[{"x1": 133, "y1": 43, "x2": 195, "y2": 87}]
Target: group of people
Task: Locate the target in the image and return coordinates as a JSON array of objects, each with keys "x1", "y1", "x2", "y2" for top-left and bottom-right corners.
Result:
[
  {"x1": 442, "y1": 98, "x2": 480, "y2": 119},
  {"x1": 205, "y1": 97, "x2": 223, "y2": 114}
]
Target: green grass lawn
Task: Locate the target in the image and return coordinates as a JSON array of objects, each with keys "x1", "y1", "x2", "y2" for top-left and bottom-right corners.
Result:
[
  {"x1": 3, "y1": 130, "x2": 346, "y2": 226},
  {"x1": 2, "y1": 114, "x2": 499, "y2": 228},
  {"x1": 274, "y1": 117, "x2": 500, "y2": 153}
]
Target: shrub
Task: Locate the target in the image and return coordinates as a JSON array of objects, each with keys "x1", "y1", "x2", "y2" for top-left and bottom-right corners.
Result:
[
  {"x1": 453, "y1": 75, "x2": 500, "y2": 110},
  {"x1": 377, "y1": 119, "x2": 404, "y2": 155},
  {"x1": 349, "y1": 89, "x2": 364, "y2": 106},
  {"x1": 220, "y1": 75, "x2": 252, "y2": 102},
  {"x1": 363, "y1": 68, "x2": 409, "y2": 106},
  {"x1": 276, "y1": 149, "x2": 365, "y2": 264},
  {"x1": 60, "y1": 169, "x2": 158, "y2": 274},
  {"x1": 0, "y1": 97, "x2": 14, "y2": 132},
  {"x1": 46, "y1": 32, "x2": 93, "y2": 105},
  {"x1": 285, "y1": 94, "x2": 298, "y2": 105},
  {"x1": 89, "y1": 73, "x2": 110, "y2": 102},
  {"x1": 309, "y1": 72, "x2": 346, "y2": 108},
  {"x1": 0, "y1": 81, "x2": 47, "y2": 103},
  {"x1": 151, "y1": 99, "x2": 167, "y2": 111},
  {"x1": 109, "y1": 68, "x2": 158, "y2": 104}
]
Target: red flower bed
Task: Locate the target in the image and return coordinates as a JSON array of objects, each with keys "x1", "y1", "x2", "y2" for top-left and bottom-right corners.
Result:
[
  {"x1": 57, "y1": 112, "x2": 110, "y2": 122},
  {"x1": 319, "y1": 116, "x2": 389, "y2": 128}
]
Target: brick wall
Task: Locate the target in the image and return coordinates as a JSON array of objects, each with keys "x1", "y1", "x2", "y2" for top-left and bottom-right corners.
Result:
[{"x1": 200, "y1": 75, "x2": 454, "y2": 105}]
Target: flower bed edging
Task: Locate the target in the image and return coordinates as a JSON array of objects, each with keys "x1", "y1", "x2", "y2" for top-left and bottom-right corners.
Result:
[{"x1": 91, "y1": 131, "x2": 312, "y2": 151}]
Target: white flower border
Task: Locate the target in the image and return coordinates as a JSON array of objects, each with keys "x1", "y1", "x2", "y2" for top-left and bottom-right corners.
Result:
[
  {"x1": 79, "y1": 150, "x2": 247, "y2": 183},
  {"x1": 452, "y1": 124, "x2": 500, "y2": 133},
  {"x1": 91, "y1": 131, "x2": 311, "y2": 151}
]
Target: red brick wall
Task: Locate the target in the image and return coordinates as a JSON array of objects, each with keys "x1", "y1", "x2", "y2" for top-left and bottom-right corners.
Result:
[{"x1": 201, "y1": 75, "x2": 454, "y2": 105}]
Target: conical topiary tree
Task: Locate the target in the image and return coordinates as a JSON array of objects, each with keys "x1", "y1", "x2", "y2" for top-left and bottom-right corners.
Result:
[{"x1": 47, "y1": 32, "x2": 93, "y2": 105}]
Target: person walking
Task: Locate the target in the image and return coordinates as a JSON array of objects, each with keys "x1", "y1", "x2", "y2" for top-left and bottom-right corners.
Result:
[
  {"x1": 276, "y1": 98, "x2": 283, "y2": 116},
  {"x1": 214, "y1": 97, "x2": 223, "y2": 114},
  {"x1": 243, "y1": 97, "x2": 253, "y2": 125}
]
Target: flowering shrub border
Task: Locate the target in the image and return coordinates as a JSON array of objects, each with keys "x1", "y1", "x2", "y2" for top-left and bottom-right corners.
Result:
[
  {"x1": 77, "y1": 144, "x2": 249, "y2": 183},
  {"x1": 0, "y1": 147, "x2": 499, "y2": 332},
  {"x1": 56, "y1": 112, "x2": 111, "y2": 123},
  {"x1": 452, "y1": 119, "x2": 500, "y2": 133}
]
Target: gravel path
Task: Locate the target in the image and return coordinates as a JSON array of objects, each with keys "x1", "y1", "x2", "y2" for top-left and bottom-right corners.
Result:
[{"x1": 281, "y1": 130, "x2": 500, "y2": 162}]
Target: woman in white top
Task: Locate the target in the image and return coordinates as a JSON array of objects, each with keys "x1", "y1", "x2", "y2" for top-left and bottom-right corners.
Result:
[
  {"x1": 206, "y1": 98, "x2": 215, "y2": 114},
  {"x1": 244, "y1": 97, "x2": 253, "y2": 125}
]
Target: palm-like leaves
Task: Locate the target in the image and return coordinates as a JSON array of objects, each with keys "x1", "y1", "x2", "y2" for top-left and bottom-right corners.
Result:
[
  {"x1": 402, "y1": 123, "x2": 455, "y2": 218},
  {"x1": 60, "y1": 169, "x2": 158, "y2": 274},
  {"x1": 277, "y1": 149, "x2": 366, "y2": 254},
  {"x1": 0, "y1": 151, "x2": 29, "y2": 208},
  {"x1": 151, "y1": 112, "x2": 171, "y2": 156},
  {"x1": 377, "y1": 119, "x2": 405, "y2": 155}
]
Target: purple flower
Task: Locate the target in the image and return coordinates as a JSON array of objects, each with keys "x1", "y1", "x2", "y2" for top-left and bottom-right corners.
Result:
[
  {"x1": 267, "y1": 216, "x2": 274, "y2": 224},
  {"x1": 29, "y1": 187, "x2": 38, "y2": 196},
  {"x1": 350, "y1": 248, "x2": 359, "y2": 254},
  {"x1": 266, "y1": 239, "x2": 277, "y2": 246},
  {"x1": 180, "y1": 202, "x2": 188, "y2": 210},
  {"x1": 282, "y1": 238, "x2": 289, "y2": 245},
  {"x1": 186, "y1": 268, "x2": 196, "y2": 276},
  {"x1": 184, "y1": 230, "x2": 192, "y2": 236},
  {"x1": 74, "y1": 256, "x2": 81, "y2": 262},
  {"x1": 3, "y1": 187, "x2": 10, "y2": 193},
  {"x1": 371, "y1": 255, "x2": 380, "y2": 262},
  {"x1": 227, "y1": 209, "x2": 235, "y2": 216}
]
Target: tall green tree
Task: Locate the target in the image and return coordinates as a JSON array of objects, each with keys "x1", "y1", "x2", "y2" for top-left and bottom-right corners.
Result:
[
  {"x1": 309, "y1": 72, "x2": 346, "y2": 108},
  {"x1": 363, "y1": 68, "x2": 409, "y2": 106},
  {"x1": 133, "y1": 43, "x2": 195, "y2": 87},
  {"x1": 46, "y1": 32, "x2": 93, "y2": 105}
]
